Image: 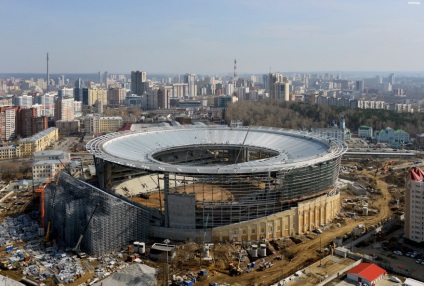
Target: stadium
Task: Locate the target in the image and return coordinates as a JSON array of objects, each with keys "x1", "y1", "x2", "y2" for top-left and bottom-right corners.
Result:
[
  {"x1": 44, "y1": 125, "x2": 347, "y2": 255},
  {"x1": 89, "y1": 125, "x2": 345, "y2": 227}
]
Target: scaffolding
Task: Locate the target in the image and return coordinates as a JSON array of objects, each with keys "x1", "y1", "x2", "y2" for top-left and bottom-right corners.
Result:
[
  {"x1": 86, "y1": 126, "x2": 347, "y2": 237},
  {"x1": 157, "y1": 154, "x2": 342, "y2": 229},
  {"x1": 44, "y1": 172, "x2": 151, "y2": 256}
]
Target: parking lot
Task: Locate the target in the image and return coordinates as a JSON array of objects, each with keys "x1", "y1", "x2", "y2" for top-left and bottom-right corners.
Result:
[{"x1": 353, "y1": 229, "x2": 424, "y2": 282}]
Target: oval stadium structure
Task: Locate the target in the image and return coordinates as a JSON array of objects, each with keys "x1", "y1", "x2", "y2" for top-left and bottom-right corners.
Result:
[{"x1": 87, "y1": 125, "x2": 347, "y2": 232}]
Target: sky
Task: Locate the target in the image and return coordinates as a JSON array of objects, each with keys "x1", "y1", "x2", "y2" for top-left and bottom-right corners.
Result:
[{"x1": 1, "y1": 0, "x2": 423, "y2": 74}]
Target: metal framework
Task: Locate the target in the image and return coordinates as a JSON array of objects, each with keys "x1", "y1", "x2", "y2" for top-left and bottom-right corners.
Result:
[
  {"x1": 44, "y1": 172, "x2": 151, "y2": 256},
  {"x1": 87, "y1": 126, "x2": 347, "y2": 230},
  {"x1": 87, "y1": 125, "x2": 346, "y2": 174}
]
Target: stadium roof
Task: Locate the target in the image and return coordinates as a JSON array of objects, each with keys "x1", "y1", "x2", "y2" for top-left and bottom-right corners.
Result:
[{"x1": 86, "y1": 125, "x2": 347, "y2": 174}]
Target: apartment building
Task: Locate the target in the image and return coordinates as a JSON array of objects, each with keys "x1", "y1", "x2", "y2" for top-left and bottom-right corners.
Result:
[
  {"x1": 84, "y1": 114, "x2": 123, "y2": 134},
  {"x1": 32, "y1": 150, "x2": 70, "y2": 181},
  {"x1": 405, "y1": 167, "x2": 424, "y2": 243}
]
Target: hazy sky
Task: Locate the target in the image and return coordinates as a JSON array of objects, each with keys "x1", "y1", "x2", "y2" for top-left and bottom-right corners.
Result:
[{"x1": 1, "y1": 0, "x2": 423, "y2": 74}]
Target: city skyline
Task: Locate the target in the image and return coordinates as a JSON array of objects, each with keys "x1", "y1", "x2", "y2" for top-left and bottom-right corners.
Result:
[{"x1": 1, "y1": 0, "x2": 423, "y2": 74}]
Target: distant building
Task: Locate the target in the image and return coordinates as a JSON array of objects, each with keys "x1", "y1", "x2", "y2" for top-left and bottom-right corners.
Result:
[
  {"x1": 310, "y1": 116, "x2": 351, "y2": 142},
  {"x1": 55, "y1": 97, "x2": 74, "y2": 121},
  {"x1": 172, "y1": 83, "x2": 188, "y2": 98},
  {"x1": 32, "y1": 150, "x2": 70, "y2": 181},
  {"x1": 157, "y1": 87, "x2": 171, "y2": 109},
  {"x1": 18, "y1": 107, "x2": 37, "y2": 138},
  {"x1": 214, "y1": 95, "x2": 238, "y2": 108},
  {"x1": 107, "y1": 87, "x2": 127, "y2": 106},
  {"x1": 18, "y1": 127, "x2": 58, "y2": 158},
  {"x1": 58, "y1": 87, "x2": 74, "y2": 99},
  {"x1": 124, "y1": 94, "x2": 142, "y2": 106},
  {"x1": 84, "y1": 114, "x2": 123, "y2": 135},
  {"x1": 358, "y1": 125, "x2": 373, "y2": 139},
  {"x1": 355, "y1": 80, "x2": 364, "y2": 92},
  {"x1": 274, "y1": 82, "x2": 290, "y2": 102},
  {"x1": 0, "y1": 106, "x2": 18, "y2": 141},
  {"x1": 405, "y1": 167, "x2": 424, "y2": 243},
  {"x1": 87, "y1": 88, "x2": 107, "y2": 107},
  {"x1": 374, "y1": 127, "x2": 409, "y2": 147},
  {"x1": 56, "y1": 120, "x2": 80, "y2": 135},
  {"x1": 131, "y1": 71, "x2": 148, "y2": 95},
  {"x1": 38, "y1": 93, "x2": 55, "y2": 117},
  {"x1": 0, "y1": 127, "x2": 58, "y2": 160},
  {"x1": 183, "y1": 73, "x2": 197, "y2": 97},
  {"x1": 0, "y1": 145, "x2": 19, "y2": 160}
]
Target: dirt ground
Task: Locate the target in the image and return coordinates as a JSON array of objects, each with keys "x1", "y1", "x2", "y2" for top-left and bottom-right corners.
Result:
[
  {"x1": 195, "y1": 160, "x2": 397, "y2": 286},
  {"x1": 132, "y1": 184, "x2": 235, "y2": 209},
  {"x1": 0, "y1": 159, "x2": 405, "y2": 286}
]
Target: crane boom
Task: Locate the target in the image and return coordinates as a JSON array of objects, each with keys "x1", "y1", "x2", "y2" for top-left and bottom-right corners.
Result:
[
  {"x1": 35, "y1": 162, "x2": 67, "y2": 228},
  {"x1": 73, "y1": 203, "x2": 99, "y2": 252}
]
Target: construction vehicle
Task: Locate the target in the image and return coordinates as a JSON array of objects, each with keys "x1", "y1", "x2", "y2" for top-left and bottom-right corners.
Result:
[
  {"x1": 228, "y1": 247, "x2": 244, "y2": 276},
  {"x1": 72, "y1": 203, "x2": 99, "y2": 258},
  {"x1": 228, "y1": 262, "x2": 242, "y2": 276}
]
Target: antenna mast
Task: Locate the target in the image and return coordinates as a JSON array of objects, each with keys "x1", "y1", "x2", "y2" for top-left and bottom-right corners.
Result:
[
  {"x1": 46, "y1": 52, "x2": 49, "y2": 92},
  {"x1": 233, "y1": 59, "x2": 238, "y2": 96}
]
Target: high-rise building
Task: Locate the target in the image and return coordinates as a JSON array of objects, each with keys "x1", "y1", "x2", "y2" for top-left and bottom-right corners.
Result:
[
  {"x1": 0, "y1": 107, "x2": 17, "y2": 141},
  {"x1": 172, "y1": 83, "x2": 188, "y2": 98},
  {"x1": 183, "y1": 73, "x2": 196, "y2": 97},
  {"x1": 157, "y1": 87, "x2": 171, "y2": 109},
  {"x1": 104, "y1": 71, "x2": 109, "y2": 87},
  {"x1": 267, "y1": 73, "x2": 284, "y2": 99},
  {"x1": 74, "y1": 79, "x2": 84, "y2": 102},
  {"x1": 389, "y1": 73, "x2": 395, "y2": 85},
  {"x1": 274, "y1": 82, "x2": 290, "y2": 102},
  {"x1": 38, "y1": 94, "x2": 55, "y2": 118},
  {"x1": 107, "y1": 87, "x2": 127, "y2": 106},
  {"x1": 87, "y1": 88, "x2": 107, "y2": 107},
  {"x1": 55, "y1": 97, "x2": 74, "y2": 121},
  {"x1": 405, "y1": 167, "x2": 424, "y2": 243},
  {"x1": 18, "y1": 107, "x2": 37, "y2": 138},
  {"x1": 131, "y1": 71, "x2": 148, "y2": 95},
  {"x1": 58, "y1": 87, "x2": 74, "y2": 99},
  {"x1": 355, "y1": 80, "x2": 365, "y2": 92},
  {"x1": 14, "y1": 94, "x2": 34, "y2": 108}
]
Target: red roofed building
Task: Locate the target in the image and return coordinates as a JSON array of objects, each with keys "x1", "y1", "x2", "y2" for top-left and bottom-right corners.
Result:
[
  {"x1": 347, "y1": 263, "x2": 386, "y2": 286},
  {"x1": 405, "y1": 167, "x2": 424, "y2": 243}
]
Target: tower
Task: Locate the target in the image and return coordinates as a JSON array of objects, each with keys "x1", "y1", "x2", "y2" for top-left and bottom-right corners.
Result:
[
  {"x1": 233, "y1": 59, "x2": 237, "y2": 91},
  {"x1": 46, "y1": 52, "x2": 49, "y2": 92}
]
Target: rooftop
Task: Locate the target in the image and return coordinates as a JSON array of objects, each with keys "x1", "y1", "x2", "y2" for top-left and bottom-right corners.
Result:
[
  {"x1": 19, "y1": 127, "x2": 57, "y2": 143},
  {"x1": 86, "y1": 125, "x2": 347, "y2": 174},
  {"x1": 347, "y1": 262, "x2": 386, "y2": 282}
]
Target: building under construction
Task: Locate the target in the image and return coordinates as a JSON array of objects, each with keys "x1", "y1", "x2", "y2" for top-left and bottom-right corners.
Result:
[
  {"x1": 44, "y1": 125, "x2": 347, "y2": 255},
  {"x1": 44, "y1": 172, "x2": 151, "y2": 256}
]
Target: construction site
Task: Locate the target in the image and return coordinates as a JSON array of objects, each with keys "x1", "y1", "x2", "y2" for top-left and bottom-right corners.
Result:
[{"x1": 0, "y1": 124, "x2": 420, "y2": 285}]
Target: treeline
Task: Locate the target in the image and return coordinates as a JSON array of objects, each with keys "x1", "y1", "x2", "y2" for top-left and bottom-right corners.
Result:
[{"x1": 225, "y1": 100, "x2": 424, "y2": 135}]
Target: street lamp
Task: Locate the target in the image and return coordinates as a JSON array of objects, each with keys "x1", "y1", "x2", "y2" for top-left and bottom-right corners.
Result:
[{"x1": 164, "y1": 239, "x2": 170, "y2": 286}]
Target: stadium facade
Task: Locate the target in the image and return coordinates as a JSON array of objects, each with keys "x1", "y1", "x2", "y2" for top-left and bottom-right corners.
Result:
[{"x1": 45, "y1": 125, "x2": 347, "y2": 255}]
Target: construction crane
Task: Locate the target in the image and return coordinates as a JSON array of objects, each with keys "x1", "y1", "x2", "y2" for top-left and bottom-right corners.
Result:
[
  {"x1": 73, "y1": 203, "x2": 99, "y2": 257},
  {"x1": 44, "y1": 172, "x2": 61, "y2": 244},
  {"x1": 35, "y1": 162, "x2": 67, "y2": 229}
]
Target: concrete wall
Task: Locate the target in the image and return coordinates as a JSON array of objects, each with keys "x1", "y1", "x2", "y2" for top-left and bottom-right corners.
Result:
[{"x1": 212, "y1": 192, "x2": 340, "y2": 241}]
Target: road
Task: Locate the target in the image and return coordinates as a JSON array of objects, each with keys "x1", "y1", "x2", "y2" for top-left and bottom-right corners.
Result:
[{"x1": 203, "y1": 171, "x2": 394, "y2": 286}]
